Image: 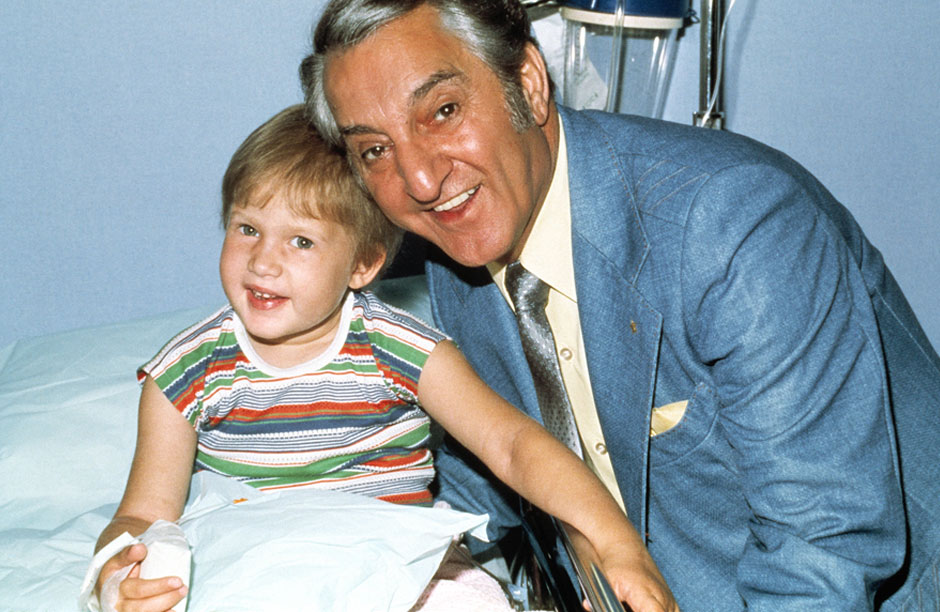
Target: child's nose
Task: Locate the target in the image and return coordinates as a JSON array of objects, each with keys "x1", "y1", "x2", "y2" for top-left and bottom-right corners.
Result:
[{"x1": 248, "y1": 242, "x2": 282, "y2": 276}]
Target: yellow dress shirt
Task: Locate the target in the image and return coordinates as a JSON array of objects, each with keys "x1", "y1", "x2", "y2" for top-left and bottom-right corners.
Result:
[{"x1": 488, "y1": 123, "x2": 628, "y2": 514}]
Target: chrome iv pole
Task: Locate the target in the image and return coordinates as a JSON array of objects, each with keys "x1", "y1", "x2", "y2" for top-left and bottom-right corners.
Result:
[{"x1": 693, "y1": 0, "x2": 727, "y2": 129}]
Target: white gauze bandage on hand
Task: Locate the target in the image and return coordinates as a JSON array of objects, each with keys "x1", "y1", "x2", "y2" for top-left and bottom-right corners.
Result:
[
  {"x1": 138, "y1": 520, "x2": 192, "y2": 611},
  {"x1": 78, "y1": 520, "x2": 192, "y2": 612}
]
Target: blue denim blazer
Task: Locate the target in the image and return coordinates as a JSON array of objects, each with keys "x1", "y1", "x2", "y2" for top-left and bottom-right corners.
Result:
[{"x1": 428, "y1": 106, "x2": 940, "y2": 610}]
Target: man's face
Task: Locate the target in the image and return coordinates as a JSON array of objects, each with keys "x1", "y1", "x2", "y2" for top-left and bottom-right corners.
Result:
[{"x1": 323, "y1": 5, "x2": 556, "y2": 267}]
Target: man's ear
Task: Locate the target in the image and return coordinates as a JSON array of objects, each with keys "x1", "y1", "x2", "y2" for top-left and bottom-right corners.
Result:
[
  {"x1": 519, "y1": 42, "x2": 553, "y2": 127},
  {"x1": 348, "y1": 249, "x2": 387, "y2": 290}
]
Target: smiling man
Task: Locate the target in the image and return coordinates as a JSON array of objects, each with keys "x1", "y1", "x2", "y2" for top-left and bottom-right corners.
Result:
[
  {"x1": 310, "y1": 4, "x2": 555, "y2": 268},
  {"x1": 300, "y1": 1, "x2": 940, "y2": 610}
]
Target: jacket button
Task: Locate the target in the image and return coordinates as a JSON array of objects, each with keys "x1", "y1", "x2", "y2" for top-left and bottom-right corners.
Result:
[
  {"x1": 594, "y1": 442, "x2": 608, "y2": 455},
  {"x1": 559, "y1": 347, "x2": 573, "y2": 360}
]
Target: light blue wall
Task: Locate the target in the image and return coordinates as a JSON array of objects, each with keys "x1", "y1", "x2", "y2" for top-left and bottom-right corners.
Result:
[
  {"x1": 2, "y1": 1, "x2": 938, "y2": 351},
  {"x1": 1, "y1": 1, "x2": 320, "y2": 349}
]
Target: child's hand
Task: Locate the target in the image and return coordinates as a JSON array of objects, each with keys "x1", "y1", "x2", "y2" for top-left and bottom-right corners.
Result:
[
  {"x1": 565, "y1": 524, "x2": 678, "y2": 612},
  {"x1": 595, "y1": 545, "x2": 678, "y2": 612},
  {"x1": 96, "y1": 542, "x2": 188, "y2": 612}
]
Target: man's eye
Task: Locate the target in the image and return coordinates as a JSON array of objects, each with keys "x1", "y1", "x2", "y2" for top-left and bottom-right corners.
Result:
[
  {"x1": 435, "y1": 103, "x2": 457, "y2": 120},
  {"x1": 290, "y1": 236, "x2": 314, "y2": 250},
  {"x1": 238, "y1": 224, "x2": 257, "y2": 237},
  {"x1": 362, "y1": 145, "x2": 386, "y2": 161}
]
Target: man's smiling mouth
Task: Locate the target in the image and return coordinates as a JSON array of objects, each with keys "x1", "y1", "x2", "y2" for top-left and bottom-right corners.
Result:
[{"x1": 433, "y1": 185, "x2": 479, "y2": 212}]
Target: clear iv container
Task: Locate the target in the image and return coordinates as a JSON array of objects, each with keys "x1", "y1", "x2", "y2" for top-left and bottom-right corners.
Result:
[{"x1": 561, "y1": 6, "x2": 681, "y2": 118}]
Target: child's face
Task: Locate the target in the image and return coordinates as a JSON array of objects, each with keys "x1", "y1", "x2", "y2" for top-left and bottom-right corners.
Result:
[{"x1": 219, "y1": 193, "x2": 380, "y2": 365}]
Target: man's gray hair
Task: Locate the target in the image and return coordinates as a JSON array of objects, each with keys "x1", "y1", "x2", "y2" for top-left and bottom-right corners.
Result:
[{"x1": 299, "y1": 0, "x2": 550, "y2": 148}]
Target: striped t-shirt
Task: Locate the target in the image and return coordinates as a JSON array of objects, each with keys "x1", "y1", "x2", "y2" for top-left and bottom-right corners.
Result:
[{"x1": 139, "y1": 291, "x2": 448, "y2": 505}]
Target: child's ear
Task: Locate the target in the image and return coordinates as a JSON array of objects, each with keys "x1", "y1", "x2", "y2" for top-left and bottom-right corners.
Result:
[{"x1": 348, "y1": 250, "x2": 386, "y2": 290}]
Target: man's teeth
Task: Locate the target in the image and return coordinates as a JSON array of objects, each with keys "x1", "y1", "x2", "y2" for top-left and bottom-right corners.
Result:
[
  {"x1": 252, "y1": 290, "x2": 278, "y2": 299},
  {"x1": 433, "y1": 186, "x2": 478, "y2": 212}
]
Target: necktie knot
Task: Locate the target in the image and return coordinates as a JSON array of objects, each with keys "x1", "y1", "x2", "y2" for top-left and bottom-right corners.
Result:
[{"x1": 506, "y1": 261, "x2": 549, "y2": 313}]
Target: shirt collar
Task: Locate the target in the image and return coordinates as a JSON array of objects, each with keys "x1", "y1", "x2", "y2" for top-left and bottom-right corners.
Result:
[{"x1": 488, "y1": 116, "x2": 576, "y2": 302}]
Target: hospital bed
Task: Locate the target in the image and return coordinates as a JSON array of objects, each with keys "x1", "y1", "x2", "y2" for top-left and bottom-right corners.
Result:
[{"x1": 0, "y1": 275, "x2": 619, "y2": 612}]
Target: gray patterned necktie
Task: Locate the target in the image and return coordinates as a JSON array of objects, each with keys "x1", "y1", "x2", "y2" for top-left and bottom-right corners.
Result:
[{"x1": 505, "y1": 262, "x2": 582, "y2": 455}]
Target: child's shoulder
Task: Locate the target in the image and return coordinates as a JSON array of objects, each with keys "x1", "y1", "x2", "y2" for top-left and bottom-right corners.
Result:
[
  {"x1": 160, "y1": 304, "x2": 236, "y2": 351},
  {"x1": 352, "y1": 291, "x2": 448, "y2": 345},
  {"x1": 141, "y1": 305, "x2": 237, "y2": 376}
]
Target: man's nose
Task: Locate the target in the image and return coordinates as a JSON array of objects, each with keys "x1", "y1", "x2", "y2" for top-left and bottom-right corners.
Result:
[
  {"x1": 248, "y1": 241, "x2": 282, "y2": 276},
  {"x1": 396, "y1": 139, "x2": 451, "y2": 205}
]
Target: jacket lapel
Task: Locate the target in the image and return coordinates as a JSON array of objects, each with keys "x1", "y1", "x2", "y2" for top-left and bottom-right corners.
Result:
[{"x1": 562, "y1": 107, "x2": 663, "y2": 536}]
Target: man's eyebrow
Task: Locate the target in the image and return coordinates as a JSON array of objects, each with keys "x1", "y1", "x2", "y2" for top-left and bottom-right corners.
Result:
[
  {"x1": 339, "y1": 124, "x2": 377, "y2": 137},
  {"x1": 410, "y1": 69, "x2": 464, "y2": 105},
  {"x1": 338, "y1": 69, "x2": 466, "y2": 138}
]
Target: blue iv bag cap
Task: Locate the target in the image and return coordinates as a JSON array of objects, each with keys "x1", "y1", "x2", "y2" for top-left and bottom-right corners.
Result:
[{"x1": 557, "y1": 0, "x2": 688, "y2": 19}]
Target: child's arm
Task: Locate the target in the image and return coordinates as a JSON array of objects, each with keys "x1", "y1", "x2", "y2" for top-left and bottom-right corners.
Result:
[
  {"x1": 417, "y1": 341, "x2": 678, "y2": 612},
  {"x1": 93, "y1": 375, "x2": 195, "y2": 611}
]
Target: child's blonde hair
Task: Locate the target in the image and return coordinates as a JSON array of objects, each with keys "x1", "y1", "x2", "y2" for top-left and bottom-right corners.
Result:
[{"x1": 221, "y1": 104, "x2": 402, "y2": 274}]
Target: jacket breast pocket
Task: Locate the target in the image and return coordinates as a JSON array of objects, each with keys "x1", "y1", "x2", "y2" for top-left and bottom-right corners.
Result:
[{"x1": 648, "y1": 383, "x2": 720, "y2": 467}]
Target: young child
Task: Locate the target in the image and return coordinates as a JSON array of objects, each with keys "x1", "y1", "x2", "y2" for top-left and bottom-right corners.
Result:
[{"x1": 91, "y1": 105, "x2": 675, "y2": 612}]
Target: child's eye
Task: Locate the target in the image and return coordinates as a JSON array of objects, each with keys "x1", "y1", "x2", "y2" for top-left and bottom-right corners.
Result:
[
  {"x1": 290, "y1": 236, "x2": 314, "y2": 250},
  {"x1": 238, "y1": 224, "x2": 258, "y2": 237}
]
